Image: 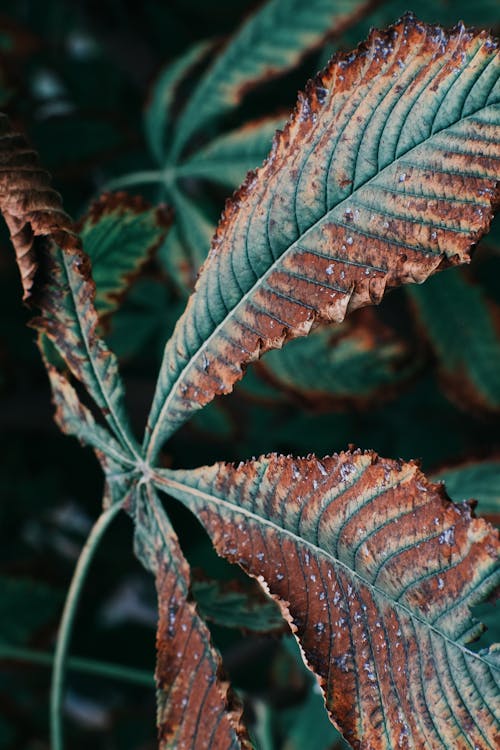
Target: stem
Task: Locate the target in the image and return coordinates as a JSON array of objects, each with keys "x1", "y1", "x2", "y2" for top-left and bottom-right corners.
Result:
[
  {"x1": 50, "y1": 502, "x2": 123, "y2": 750},
  {"x1": 101, "y1": 170, "x2": 165, "y2": 192},
  {"x1": 0, "y1": 645, "x2": 153, "y2": 687}
]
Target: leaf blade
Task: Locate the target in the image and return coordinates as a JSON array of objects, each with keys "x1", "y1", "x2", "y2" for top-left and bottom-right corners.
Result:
[
  {"x1": 132, "y1": 485, "x2": 251, "y2": 750},
  {"x1": 156, "y1": 451, "x2": 500, "y2": 749},
  {"x1": 145, "y1": 18, "x2": 500, "y2": 458}
]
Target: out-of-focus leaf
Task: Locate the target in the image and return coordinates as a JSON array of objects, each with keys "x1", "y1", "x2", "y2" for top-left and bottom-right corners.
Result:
[
  {"x1": 180, "y1": 114, "x2": 287, "y2": 189},
  {"x1": 169, "y1": 0, "x2": 374, "y2": 160},
  {"x1": 145, "y1": 17, "x2": 500, "y2": 459},
  {"x1": 169, "y1": 184, "x2": 215, "y2": 278},
  {"x1": 282, "y1": 684, "x2": 348, "y2": 750},
  {"x1": 157, "y1": 450, "x2": 500, "y2": 749},
  {"x1": 408, "y1": 268, "x2": 500, "y2": 415},
  {"x1": 108, "y1": 278, "x2": 183, "y2": 364},
  {"x1": 145, "y1": 39, "x2": 215, "y2": 165},
  {"x1": 79, "y1": 191, "x2": 171, "y2": 319},
  {"x1": 131, "y1": 484, "x2": 251, "y2": 750},
  {"x1": 192, "y1": 577, "x2": 285, "y2": 633},
  {"x1": 258, "y1": 308, "x2": 417, "y2": 409},
  {"x1": 433, "y1": 459, "x2": 500, "y2": 527},
  {"x1": 0, "y1": 576, "x2": 62, "y2": 646}
]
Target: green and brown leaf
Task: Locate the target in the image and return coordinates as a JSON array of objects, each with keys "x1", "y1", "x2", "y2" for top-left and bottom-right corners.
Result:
[
  {"x1": 132, "y1": 485, "x2": 251, "y2": 750},
  {"x1": 156, "y1": 451, "x2": 500, "y2": 749},
  {"x1": 145, "y1": 16, "x2": 500, "y2": 458}
]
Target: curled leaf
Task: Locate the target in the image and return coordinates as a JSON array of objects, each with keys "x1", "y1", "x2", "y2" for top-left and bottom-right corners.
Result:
[
  {"x1": 0, "y1": 114, "x2": 78, "y2": 300},
  {"x1": 145, "y1": 17, "x2": 500, "y2": 458},
  {"x1": 157, "y1": 451, "x2": 500, "y2": 749}
]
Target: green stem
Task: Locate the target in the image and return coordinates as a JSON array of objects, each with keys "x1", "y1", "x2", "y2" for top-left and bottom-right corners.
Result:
[
  {"x1": 50, "y1": 502, "x2": 123, "y2": 750},
  {"x1": 0, "y1": 645, "x2": 153, "y2": 687},
  {"x1": 102, "y1": 170, "x2": 165, "y2": 192}
]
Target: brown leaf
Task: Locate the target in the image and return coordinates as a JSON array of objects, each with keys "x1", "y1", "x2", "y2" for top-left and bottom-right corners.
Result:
[
  {"x1": 0, "y1": 115, "x2": 78, "y2": 300},
  {"x1": 132, "y1": 485, "x2": 251, "y2": 750},
  {"x1": 158, "y1": 451, "x2": 500, "y2": 749}
]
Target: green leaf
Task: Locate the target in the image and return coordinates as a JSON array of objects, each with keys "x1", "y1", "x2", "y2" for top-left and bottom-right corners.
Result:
[
  {"x1": 79, "y1": 192, "x2": 171, "y2": 319},
  {"x1": 433, "y1": 459, "x2": 500, "y2": 526},
  {"x1": 131, "y1": 484, "x2": 250, "y2": 749},
  {"x1": 169, "y1": 0, "x2": 374, "y2": 160},
  {"x1": 145, "y1": 39, "x2": 214, "y2": 165},
  {"x1": 156, "y1": 450, "x2": 500, "y2": 749},
  {"x1": 192, "y1": 577, "x2": 285, "y2": 633},
  {"x1": 168, "y1": 183, "x2": 216, "y2": 279},
  {"x1": 180, "y1": 114, "x2": 287, "y2": 189},
  {"x1": 144, "y1": 18, "x2": 500, "y2": 459},
  {"x1": 408, "y1": 268, "x2": 500, "y2": 415},
  {"x1": 258, "y1": 309, "x2": 417, "y2": 409},
  {"x1": 0, "y1": 577, "x2": 62, "y2": 646}
]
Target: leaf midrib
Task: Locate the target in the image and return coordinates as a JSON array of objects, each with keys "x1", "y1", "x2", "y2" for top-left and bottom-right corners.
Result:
[
  {"x1": 61, "y1": 251, "x2": 139, "y2": 465},
  {"x1": 156, "y1": 471, "x2": 498, "y2": 673},
  {"x1": 146, "y1": 98, "x2": 497, "y2": 458}
]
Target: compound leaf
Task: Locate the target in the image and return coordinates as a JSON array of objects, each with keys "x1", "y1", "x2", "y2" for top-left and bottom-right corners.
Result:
[
  {"x1": 157, "y1": 451, "x2": 500, "y2": 750},
  {"x1": 145, "y1": 17, "x2": 500, "y2": 459},
  {"x1": 408, "y1": 268, "x2": 500, "y2": 415},
  {"x1": 132, "y1": 485, "x2": 251, "y2": 750},
  {"x1": 79, "y1": 192, "x2": 171, "y2": 319},
  {"x1": 169, "y1": 0, "x2": 374, "y2": 160}
]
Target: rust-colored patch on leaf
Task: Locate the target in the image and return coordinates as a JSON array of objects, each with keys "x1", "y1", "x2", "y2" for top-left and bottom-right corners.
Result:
[
  {"x1": 160, "y1": 451, "x2": 500, "y2": 749},
  {"x1": 0, "y1": 114, "x2": 79, "y2": 300},
  {"x1": 132, "y1": 486, "x2": 251, "y2": 750},
  {"x1": 146, "y1": 16, "x2": 500, "y2": 456}
]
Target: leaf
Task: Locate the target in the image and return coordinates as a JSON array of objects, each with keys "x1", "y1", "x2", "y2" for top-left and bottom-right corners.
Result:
[
  {"x1": 144, "y1": 17, "x2": 500, "y2": 459},
  {"x1": 78, "y1": 191, "x2": 171, "y2": 319},
  {"x1": 0, "y1": 576, "x2": 62, "y2": 646},
  {"x1": 0, "y1": 114, "x2": 139, "y2": 462},
  {"x1": 180, "y1": 114, "x2": 287, "y2": 190},
  {"x1": 257, "y1": 308, "x2": 417, "y2": 409},
  {"x1": 408, "y1": 268, "x2": 500, "y2": 415},
  {"x1": 169, "y1": 0, "x2": 374, "y2": 160},
  {"x1": 0, "y1": 114, "x2": 78, "y2": 300},
  {"x1": 145, "y1": 39, "x2": 215, "y2": 165},
  {"x1": 192, "y1": 576, "x2": 285, "y2": 633},
  {"x1": 168, "y1": 184, "x2": 216, "y2": 278},
  {"x1": 156, "y1": 451, "x2": 500, "y2": 750},
  {"x1": 433, "y1": 459, "x2": 500, "y2": 527},
  {"x1": 131, "y1": 484, "x2": 251, "y2": 750}
]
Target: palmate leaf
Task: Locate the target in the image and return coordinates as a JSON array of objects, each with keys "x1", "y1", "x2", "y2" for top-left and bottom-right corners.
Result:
[
  {"x1": 408, "y1": 268, "x2": 500, "y2": 415},
  {"x1": 131, "y1": 484, "x2": 251, "y2": 750},
  {"x1": 168, "y1": 0, "x2": 374, "y2": 161},
  {"x1": 78, "y1": 192, "x2": 171, "y2": 319},
  {"x1": 0, "y1": 115, "x2": 139, "y2": 463},
  {"x1": 144, "y1": 17, "x2": 500, "y2": 460},
  {"x1": 156, "y1": 451, "x2": 500, "y2": 749}
]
